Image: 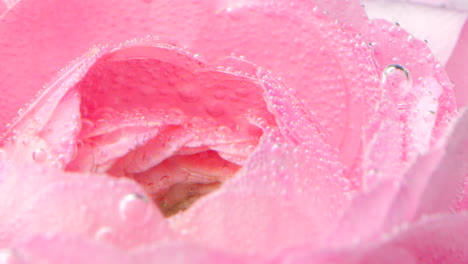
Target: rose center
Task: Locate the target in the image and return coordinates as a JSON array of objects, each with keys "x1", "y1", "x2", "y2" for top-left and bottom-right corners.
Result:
[{"x1": 63, "y1": 46, "x2": 275, "y2": 217}]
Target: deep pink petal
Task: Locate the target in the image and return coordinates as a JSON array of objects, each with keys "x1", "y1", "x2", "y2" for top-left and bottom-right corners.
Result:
[
  {"x1": 0, "y1": 0, "x2": 215, "y2": 128},
  {"x1": 446, "y1": 20, "x2": 468, "y2": 107},
  {"x1": 0, "y1": 0, "x2": 382, "y2": 178}
]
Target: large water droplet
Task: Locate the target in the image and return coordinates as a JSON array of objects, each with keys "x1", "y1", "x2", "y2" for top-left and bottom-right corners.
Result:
[
  {"x1": 119, "y1": 193, "x2": 151, "y2": 224},
  {"x1": 382, "y1": 64, "x2": 412, "y2": 100},
  {"x1": 32, "y1": 148, "x2": 47, "y2": 162},
  {"x1": 94, "y1": 227, "x2": 113, "y2": 241}
]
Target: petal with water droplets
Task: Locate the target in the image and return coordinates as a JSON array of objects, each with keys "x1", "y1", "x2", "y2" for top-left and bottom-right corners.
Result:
[{"x1": 0, "y1": 159, "x2": 170, "y2": 248}]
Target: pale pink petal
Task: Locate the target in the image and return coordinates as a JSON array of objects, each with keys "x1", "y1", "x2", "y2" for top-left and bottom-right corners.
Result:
[
  {"x1": 133, "y1": 242, "x2": 263, "y2": 264},
  {"x1": 8, "y1": 236, "x2": 134, "y2": 264},
  {"x1": 312, "y1": 0, "x2": 369, "y2": 30},
  {"x1": 362, "y1": 20, "x2": 458, "y2": 187},
  {"x1": 446, "y1": 20, "x2": 468, "y2": 107},
  {"x1": 363, "y1": 72, "x2": 447, "y2": 186},
  {"x1": 363, "y1": 0, "x2": 467, "y2": 65},
  {"x1": 329, "y1": 109, "x2": 468, "y2": 246},
  {"x1": 366, "y1": 19, "x2": 456, "y2": 136},
  {"x1": 397, "y1": 0, "x2": 468, "y2": 10},
  {"x1": 7, "y1": 235, "x2": 263, "y2": 264},
  {"x1": 0, "y1": 159, "x2": 171, "y2": 248},
  {"x1": 286, "y1": 213, "x2": 468, "y2": 264},
  {"x1": 1, "y1": 46, "x2": 108, "y2": 168}
]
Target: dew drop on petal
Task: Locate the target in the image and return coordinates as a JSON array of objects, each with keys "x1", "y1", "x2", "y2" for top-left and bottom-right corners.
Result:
[
  {"x1": 94, "y1": 226, "x2": 114, "y2": 242},
  {"x1": 118, "y1": 193, "x2": 151, "y2": 224},
  {"x1": 382, "y1": 64, "x2": 412, "y2": 100},
  {"x1": 32, "y1": 148, "x2": 47, "y2": 162}
]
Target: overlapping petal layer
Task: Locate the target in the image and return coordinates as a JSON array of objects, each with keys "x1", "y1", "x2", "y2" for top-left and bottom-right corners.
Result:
[
  {"x1": 0, "y1": 0, "x2": 385, "y2": 178},
  {"x1": 285, "y1": 213, "x2": 468, "y2": 264},
  {"x1": 0, "y1": 0, "x2": 465, "y2": 262},
  {"x1": 0, "y1": 158, "x2": 170, "y2": 249},
  {"x1": 330, "y1": 109, "x2": 468, "y2": 246}
]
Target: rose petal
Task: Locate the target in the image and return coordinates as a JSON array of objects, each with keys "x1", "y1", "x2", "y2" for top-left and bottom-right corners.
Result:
[
  {"x1": 0, "y1": 0, "x2": 215, "y2": 127},
  {"x1": 0, "y1": 0, "x2": 381, "y2": 179},
  {"x1": 285, "y1": 213, "x2": 468, "y2": 264},
  {"x1": 362, "y1": 19, "x2": 458, "y2": 186},
  {"x1": 168, "y1": 80, "x2": 351, "y2": 254},
  {"x1": 312, "y1": 0, "x2": 369, "y2": 30},
  {"x1": 0, "y1": 1, "x2": 6, "y2": 14},
  {"x1": 0, "y1": 159, "x2": 171, "y2": 248},
  {"x1": 446, "y1": 19, "x2": 468, "y2": 107},
  {"x1": 10, "y1": 235, "x2": 134, "y2": 264},
  {"x1": 363, "y1": 0, "x2": 467, "y2": 65},
  {"x1": 8, "y1": 235, "x2": 263, "y2": 264},
  {"x1": 133, "y1": 242, "x2": 263, "y2": 264},
  {"x1": 330, "y1": 109, "x2": 468, "y2": 246},
  {"x1": 190, "y1": 2, "x2": 381, "y2": 176},
  {"x1": 1, "y1": 42, "x2": 275, "y2": 173},
  {"x1": 366, "y1": 19, "x2": 456, "y2": 139},
  {"x1": 363, "y1": 74, "x2": 446, "y2": 186}
]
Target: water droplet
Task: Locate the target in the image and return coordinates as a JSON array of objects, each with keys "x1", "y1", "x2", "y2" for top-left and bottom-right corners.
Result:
[
  {"x1": 32, "y1": 148, "x2": 47, "y2": 162},
  {"x1": 382, "y1": 64, "x2": 412, "y2": 100},
  {"x1": 119, "y1": 193, "x2": 151, "y2": 224},
  {"x1": 206, "y1": 105, "x2": 225, "y2": 117},
  {"x1": 94, "y1": 227, "x2": 113, "y2": 241},
  {"x1": 178, "y1": 84, "x2": 200, "y2": 103}
]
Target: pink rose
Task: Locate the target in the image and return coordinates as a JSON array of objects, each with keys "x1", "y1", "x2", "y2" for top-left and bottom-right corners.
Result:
[{"x1": 0, "y1": 0, "x2": 467, "y2": 263}]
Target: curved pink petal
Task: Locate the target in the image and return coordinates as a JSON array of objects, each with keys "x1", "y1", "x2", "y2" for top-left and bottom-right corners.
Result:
[
  {"x1": 0, "y1": 159, "x2": 171, "y2": 248},
  {"x1": 363, "y1": 0, "x2": 467, "y2": 65},
  {"x1": 363, "y1": 69, "x2": 448, "y2": 186},
  {"x1": 6, "y1": 235, "x2": 263, "y2": 264},
  {"x1": 367, "y1": 19, "x2": 457, "y2": 133},
  {"x1": 0, "y1": 0, "x2": 215, "y2": 128},
  {"x1": 189, "y1": 3, "x2": 381, "y2": 177},
  {"x1": 446, "y1": 20, "x2": 468, "y2": 107},
  {"x1": 285, "y1": 213, "x2": 468, "y2": 264},
  {"x1": 362, "y1": 19, "x2": 458, "y2": 187},
  {"x1": 0, "y1": 0, "x2": 381, "y2": 178},
  {"x1": 330, "y1": 109, "x2": 468, "y2": 246},
  {"x1": 168, "y1": 93, "x2": 350, "y2": 255},
  {"x1": 7, "y1": 236, "x2": 134, "y2": 264}
]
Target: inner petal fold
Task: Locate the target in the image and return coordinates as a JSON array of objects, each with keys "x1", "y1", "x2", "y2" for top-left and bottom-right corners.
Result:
[{"x1": 63, "y1": 46, "x2": 276, "y2": 216}]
